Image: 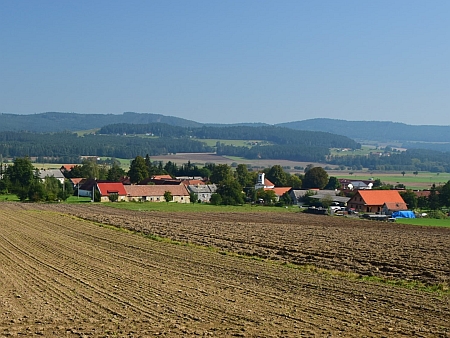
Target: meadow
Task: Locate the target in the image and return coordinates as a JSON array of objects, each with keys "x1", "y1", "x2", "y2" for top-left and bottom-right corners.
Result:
[{"x1": 396, "y1": 218, "x2": 450, "y2": 227}]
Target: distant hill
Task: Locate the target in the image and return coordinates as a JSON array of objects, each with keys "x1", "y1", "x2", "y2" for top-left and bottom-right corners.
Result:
[
  {"x1": 276, "y1": 118, "x2": 450, "y2": 143},
  {"x1": 0, "y1": 112, "x2": 202, "y2": 132}
]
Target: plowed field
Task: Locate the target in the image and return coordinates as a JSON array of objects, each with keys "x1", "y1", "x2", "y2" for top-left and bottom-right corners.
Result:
[{"x1": 0, "y1": 202, "x2": 449, "y2": 337}]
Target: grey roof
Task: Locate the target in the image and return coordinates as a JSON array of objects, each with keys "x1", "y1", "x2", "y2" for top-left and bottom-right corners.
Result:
[
  {"x1": 350, "y1": 181, "x2": 368, "y2": 188},
  {"x1": 187, "y1": 184, "x2": 217, "y2": 194},
  {"x1": 289, "y1": 189, "x2": 310, "y2": 199},
  {"x1": 39, "y1": 169, "x2": 65, "y2": 180},
  {"x1": 309, "y1": 195, "x2": 350, "y2": 203}
]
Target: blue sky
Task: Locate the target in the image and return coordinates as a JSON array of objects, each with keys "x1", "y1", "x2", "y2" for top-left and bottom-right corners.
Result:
[{"x1": 1, "y1": 1, "x2": 449, "y2": 125}]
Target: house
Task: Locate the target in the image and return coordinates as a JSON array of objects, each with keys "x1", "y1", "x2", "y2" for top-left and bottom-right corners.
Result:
[
  {"x1": 125, "y1": 184, "x2": 190, "y2": 203},
  {"x1": 347, "y1": 190, "x2": 406, "y2": 214},
  {"x1": 77, "y1": 178, "x2": 97, "y2": 197},
  {"x1": 289, "y1": 189, "x2": 313, "y2": 205},
  {"x1": 38, "y1": 169, "x2": 65, "y2": 184},
  {"x1": 187, "y1": 184, "x2": 217, "y2": 203},
  {"x1": 97, "y1": 182, "x2": 128, "y2": 202}
]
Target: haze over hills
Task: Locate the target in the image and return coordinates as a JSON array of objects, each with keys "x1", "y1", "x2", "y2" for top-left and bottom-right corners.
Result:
[
  {"x1": 1, "y1": 112, "x2": 450, "y2": 152},
  {"x1": 276, "y1": 119, "x2": 450, "y2": 143}
]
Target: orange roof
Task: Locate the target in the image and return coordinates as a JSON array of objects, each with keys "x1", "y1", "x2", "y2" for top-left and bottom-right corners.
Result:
[
  {"x1": 264, "y1": 178, "x2": 274, "y2": 187},
  {"x1": 61, "y1": 164, "x2": 76, "y2": 171},
  {"x1": 152, "y1": 175, "x2": 173, "y2": 180},
  {"x1": 70, "y1": 178, "x2": 84, "y2": 185},
  {"x1": 357, "y1": 190, "x2": 405, "y2": 205},
  {"x1": 265, "y1": 187, "x2": 291, "y2": 196},
  {"x1": 125, "y1": 184, "x2": 189, "y2": 197},
  {"x1": 97, "y1": 182, "x2": 127, "y2": 196}
]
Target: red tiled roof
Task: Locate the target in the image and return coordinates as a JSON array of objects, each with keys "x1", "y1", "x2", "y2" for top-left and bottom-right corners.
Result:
[
  {"x1": 265, "y1": 187, "x2": 291, "y2": 196},
  {"x1": 384, "y1": 202, "x2": 408, "y2": 211},
  {"x1": 97, "y1": 182, "x2": 127, "y2": 196},
  {"x1": 414, "y1": 190, "x2": 432, "y2": 198},
  {"x1": 264, "y1": 178, "x2": 274, "y2": 187},
  {"x1": 152, "y1": 175, "x2": 173, "y2": 180},
  {"x1": 357, "y1": 190, "x2": 405, "y2": 205},
  {"x1": 125, "y1": 185, "x2": 189, "y2": 197}
]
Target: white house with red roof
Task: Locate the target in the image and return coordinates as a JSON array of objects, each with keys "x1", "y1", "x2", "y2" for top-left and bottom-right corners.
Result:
[{"x1": 96, "y1": 182, "x2": 128, "y2": 202}]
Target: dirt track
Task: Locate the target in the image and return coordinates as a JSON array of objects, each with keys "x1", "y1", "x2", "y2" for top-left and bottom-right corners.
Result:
[{"x1": 0, "y1": 203, "x2": 449, "y2": 337}]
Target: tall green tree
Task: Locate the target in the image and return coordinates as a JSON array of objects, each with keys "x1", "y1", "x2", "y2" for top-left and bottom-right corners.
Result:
[
  {"x1": 210, "y1": 164, "x2": 233, "y2": 184},
  {"x1": 324, "y1": 176, "x2": 340, "y2": 190},
  {"x1": 6, "y1": 157, "x2": 34, "y2": 192},
  {"x1": 287, "y1": 174, "x2": 302, "y2": 189},
  {"x1": 235, "y1": 164, "x2": 252, "y2": 187},
  {"x1": 438, "y1": 180, "x2": 450, "y2": 208},
  {"x1": 107, "y1": 163, "x2": 126, "y2": 181},
  {"x1": 399, "y1": 190, "x2": 418, "y2": 210},
  {"x1": 128, "y1": 156, "x2": 149, "y2": 184},
  {"x1": 216, "y1": 178, "x2": 244, "y2": 205},
  {"x1": 266, "y1": 165, "x2": 288, "y2": 187},
  {"x1": 302, "y1": 167, "x2": 329, "y2": 189},
  {"x1": 428, "y1": 184, "x2": 440, "y2": 210}
]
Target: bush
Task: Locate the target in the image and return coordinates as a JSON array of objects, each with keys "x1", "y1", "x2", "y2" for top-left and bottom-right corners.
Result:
[
  {"x1": 210, "y1": 193, "x2": 222, "y2": 205},
  {"x1": 425, "y1": 210, "x2": 448, "y2": 219}
]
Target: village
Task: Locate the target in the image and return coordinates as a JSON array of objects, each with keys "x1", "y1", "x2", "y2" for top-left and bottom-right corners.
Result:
[{"x1": 34, "y1": 163, "x2": 433, "y2": 221}]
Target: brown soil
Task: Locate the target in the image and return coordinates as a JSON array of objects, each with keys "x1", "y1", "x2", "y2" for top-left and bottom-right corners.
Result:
[{"x1": 0, "y1": 203, "x2": 449, "y2": 337}]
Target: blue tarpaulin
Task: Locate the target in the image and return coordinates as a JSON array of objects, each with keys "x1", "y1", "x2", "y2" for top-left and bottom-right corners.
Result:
[{"x1": 391, "y1": 211, "x2": 416, "y2": 218}]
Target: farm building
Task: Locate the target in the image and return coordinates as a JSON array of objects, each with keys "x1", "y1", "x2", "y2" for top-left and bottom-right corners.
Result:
[
  {"x1": 187, "y1": 184, "x2": 217, "y2": 203},
  {"x1": 38, "y1": 169, "x2": 65, "y2": 184},
  {"x1": 97, "y1": 182, "x2": 128, "y2": 202},
  {"x1": 125, "y1": 184, "x2": 190, "y2": 203},
  {"x1": 289, "y1": 189, "x2": 349, "y2": 206},
  {"x1": 347, "y1": 190, "x2": 406, "y2": 214}
]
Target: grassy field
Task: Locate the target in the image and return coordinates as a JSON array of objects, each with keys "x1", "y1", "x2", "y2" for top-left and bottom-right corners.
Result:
[
  {"x1": 330, "y1": 145, "x2": 377, "y2": 157},
  {"x1": 330, "y1": 171, "x2": 450, "y2": 190},
  {"x1": 104, "y1": 201, "x2": 299, "y2": 213},
  {"x1": 0, "y1": 194, "x2": 19, "y2": 202},
  {"x1": 197, "y1": 139, "x2": 265, "y2": 147},
  {"x1": 395, "y1": 218, "x2": 450, "y2": 227}
]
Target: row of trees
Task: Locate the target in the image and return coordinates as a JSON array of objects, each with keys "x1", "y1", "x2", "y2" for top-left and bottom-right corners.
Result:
[
  {"x1": 399, "y1": 183, "x2": 450, "y2": 214},
  {"x1": 0, "y1": 157, "x2": 73, "y2": 202}
]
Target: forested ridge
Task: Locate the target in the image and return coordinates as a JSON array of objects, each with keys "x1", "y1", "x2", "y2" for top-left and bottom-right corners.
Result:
[
  {"x1": 99, "y1": 123, "x2": 359, "y2": 162},
  {"x1": 98, "y1": 123, "x2": 359, "y2": 148},
  {"x1": 0, "y1": 112, "x2": 202, "y2": 132},
  {"x1": 2, "y1": 121, "x2": 450, "y2": 172},
  {"x1": 0, "y1": 132, "x2": 213, "y2": 162},
  {"x1": 278, "y1": 118, "x2": 450, "y2": 148}
]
